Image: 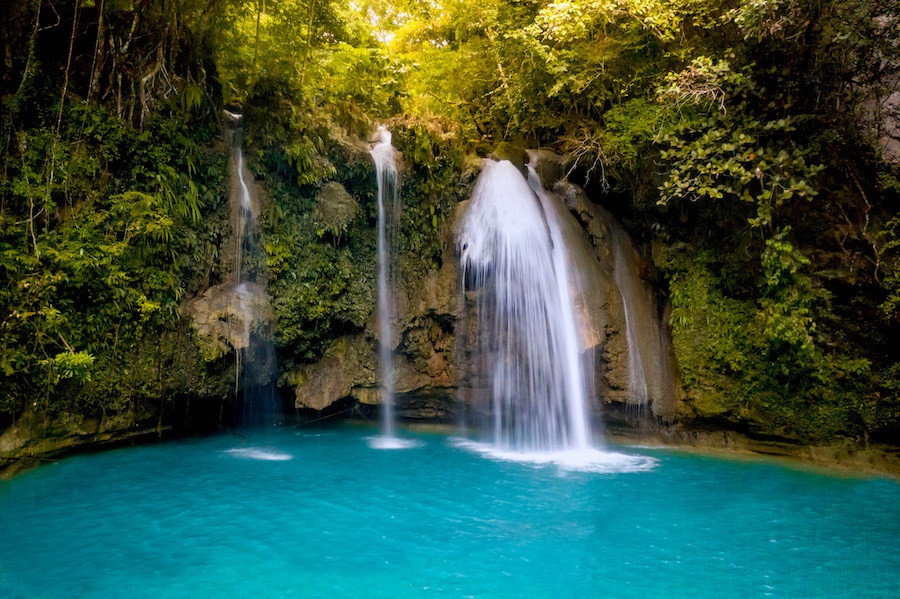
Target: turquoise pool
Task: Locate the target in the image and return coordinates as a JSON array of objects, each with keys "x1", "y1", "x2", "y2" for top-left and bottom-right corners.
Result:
[{"x1": 1, "y1": 426, "x2": 898, "y2": 597}]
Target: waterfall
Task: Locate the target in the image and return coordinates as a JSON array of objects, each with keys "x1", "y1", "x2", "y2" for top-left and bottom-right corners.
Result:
[
  {"x1": 611, "y1": 227, "x2": 649, "y2": 407},
  {"x1": 457, "y1": 160, "x2": 593, "y2": 452},
  {"x1": 228, "y1": 117, "x2": 278, "y2": 429},
  {"x1": 526, "y1": 166, "x2": 592, "y2": 449},
  {"x1": 602, "y1": 207, "x2": 675, "y2": 416},
  {"x1": 369, "y1": 126, "x2": 404, "y2": 445}
]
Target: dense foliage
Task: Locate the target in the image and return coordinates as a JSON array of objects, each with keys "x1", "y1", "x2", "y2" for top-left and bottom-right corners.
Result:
[
  {"x1": 0, "y1": 1, "x2": 231, "y2": 425},
  {"x1": 1, "y1": 0, "x2": 898, "y2": 445}
]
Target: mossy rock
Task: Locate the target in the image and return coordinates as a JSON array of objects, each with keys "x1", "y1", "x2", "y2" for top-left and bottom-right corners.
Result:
[
  {"x1": 529, "y1": 149, "x2": 570, "y2": 189},
  {"x1": 313, "y1": 182, "x2": 358, "y2": 237},
  {"x1": 289, "y1": 335, "x2": 377, "y2": 411},
  {"x1": 488, "y1": 142, "x2": 528, "y2": 175}
]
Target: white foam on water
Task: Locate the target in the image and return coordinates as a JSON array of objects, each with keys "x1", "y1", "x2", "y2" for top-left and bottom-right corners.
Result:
[
  {"x1": 367, "y1": 436, "x2": 423, "y2": 450},
  {"x1": 450, "y1": 437, "x2": 657, "y2": 473},
  {"x1": 225, "y1": 448, "x2": 293, "y2": 461}
]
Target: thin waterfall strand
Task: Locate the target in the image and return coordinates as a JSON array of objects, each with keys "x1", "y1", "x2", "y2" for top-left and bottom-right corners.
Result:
[
  {"x1": 611, "y1": 228, "x2": 649, "y2": 407},
  {"x1": 370, "y1": 127, "x2": 401, "y2": 442},
  {"x1": 599, "y1": 201, "x2": 676, "y2": 416},
  {"x1": 229, "y1": 120, "x2": 277, "y2": 429}
]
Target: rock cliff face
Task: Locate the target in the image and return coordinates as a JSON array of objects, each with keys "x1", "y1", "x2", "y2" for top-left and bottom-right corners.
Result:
[
  {"x1": 288, "y1": 152, "x2": 681, "y2": 426},
  {"x1": 172, "y1": 131, "x2": 681, "y2": 430},
  {"x1": 182, "y1": 281, "x2": 273, "y2": 362},
  {"x1": 0, "y1": 410, "x2": 162, "y2": 478},
  {"x1": 557, "y1": 180, "x2": 680, "y2": 423},
  {"x1": 862, "y1": 16, "x2": 900, "y2": 165},
  {"x1": 288, "y1": 204, "x2": 462, "y2": 421}
]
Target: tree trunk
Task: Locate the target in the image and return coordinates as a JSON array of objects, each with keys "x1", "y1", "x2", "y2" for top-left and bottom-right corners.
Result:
[
  {"x1": 16, "y1": 0, "x2": 42, "y2": 101},
  {"x1": 87, "y1": 0, "x2": 106, "y2": 102},
  {"x1": 298, "y1": 0, "x2": 317, "y2": 90},
  {"x1": 55, "y1": 0, "x2": 82, "y2": 136},
  {"x1": 139, "y1": 46, "x2": 164, "y2": 127}
]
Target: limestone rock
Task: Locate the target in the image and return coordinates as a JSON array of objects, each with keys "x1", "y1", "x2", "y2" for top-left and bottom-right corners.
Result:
[
  {"x1": 290, "y1": 246, "x2": 461, "y2": 414},
  {"x1": 289, "y1": 336, "x2": 376, "y2": 411},
  {"x1": 527, "y1": 149, "x2": 571, "y2": 188},
  {"x1": 552, "y1": 181, "x2": 682, "y2": 421},
  {"x1": 313, "y1": 181, "x2": 359, "y2": 236},
  {"x1": 0, "y1": 409, "x2": 159, "y2": 478},
  {"x1": 861, "y1": 16, "x2": 899, "y2": 165},
  {"x1": 488, "y1": 142, "x2": 528, "y2": 175},
  {"x1": 182, "y1": 282, "x2": 272, "y2": 361},
  {"x1": 223, "y1": 110, "x2": 243, "y2": 129},
  {"x1": 350, "y1": 386, "x2": 380, "y2": 406}
]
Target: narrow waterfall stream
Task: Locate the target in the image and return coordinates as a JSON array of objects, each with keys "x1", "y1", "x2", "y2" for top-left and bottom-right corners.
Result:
[
  {"x1": 369, "y1": 127, "x2": 413, "y2": 448},
  {"x1": 603, "y1": 208, "x2": 675, "y2": 415},
  {"x1": 227, "y1": 116, "x2": 277, "y2": 429},
  {"x1": 611, "y1": 226, "x2": 650, "y2": 408}
]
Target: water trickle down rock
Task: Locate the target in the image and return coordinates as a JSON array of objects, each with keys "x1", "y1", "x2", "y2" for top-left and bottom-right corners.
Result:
[
  {"x1": 183, "y1": 116, "x2": 278, "y2": 427},
  {"x1": 457, "y1": 159, "x2": 599, "y2": 451},
  {"x1": 557, "y1": 177, "x2": 680, "y2": 421}
]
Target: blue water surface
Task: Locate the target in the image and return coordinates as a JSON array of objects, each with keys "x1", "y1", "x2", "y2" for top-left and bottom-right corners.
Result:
[{"x1": 1, "y1": 425, "x2": 898, "y2": 598}]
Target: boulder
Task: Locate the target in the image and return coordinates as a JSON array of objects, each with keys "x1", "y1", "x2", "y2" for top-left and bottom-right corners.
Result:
[
  {"x1": 488, "y1": 141, "x2": 528, "y2": 175},
  {"x1": 313, "y1": 181, "x2": 359, "y2": 237},
  {"x1": 527, "y1": 149, "x2": 571, "y2": 188},
  {"x1": 288, "y1": 336, "x2": 376, "y2": 411},
  {"x1": 289, "y1": 236, "x2": 461, "y2": 414},
  {"x1": 182, "y1": 282, "x2": 272, "y2": 361}
]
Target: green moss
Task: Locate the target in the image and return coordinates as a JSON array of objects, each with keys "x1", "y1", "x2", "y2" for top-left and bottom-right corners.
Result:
[
  {"x1": 249, "y1": 113, "x2": 469, "y2": 372},
  {"x1": 661, "y1": 245, "x2": 890, "y2": 442},
  {"x1": 390, "y1": 117, "x2": 471, "y2": 275}
]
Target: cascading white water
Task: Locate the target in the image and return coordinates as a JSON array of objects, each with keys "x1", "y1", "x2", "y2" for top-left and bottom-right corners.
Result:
[
  {"x1": 526, "y1": 166, "x2": 592, "y2": 449},
  {"x1": 228, "y1": 118, "x2": 277, "y2": 429},
  {"x1": 458, "y1": 160, "x2": 593, "y2": 452},
  {"x1": 370, "y1": 127, "x2": 401, "y2": 442}
]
